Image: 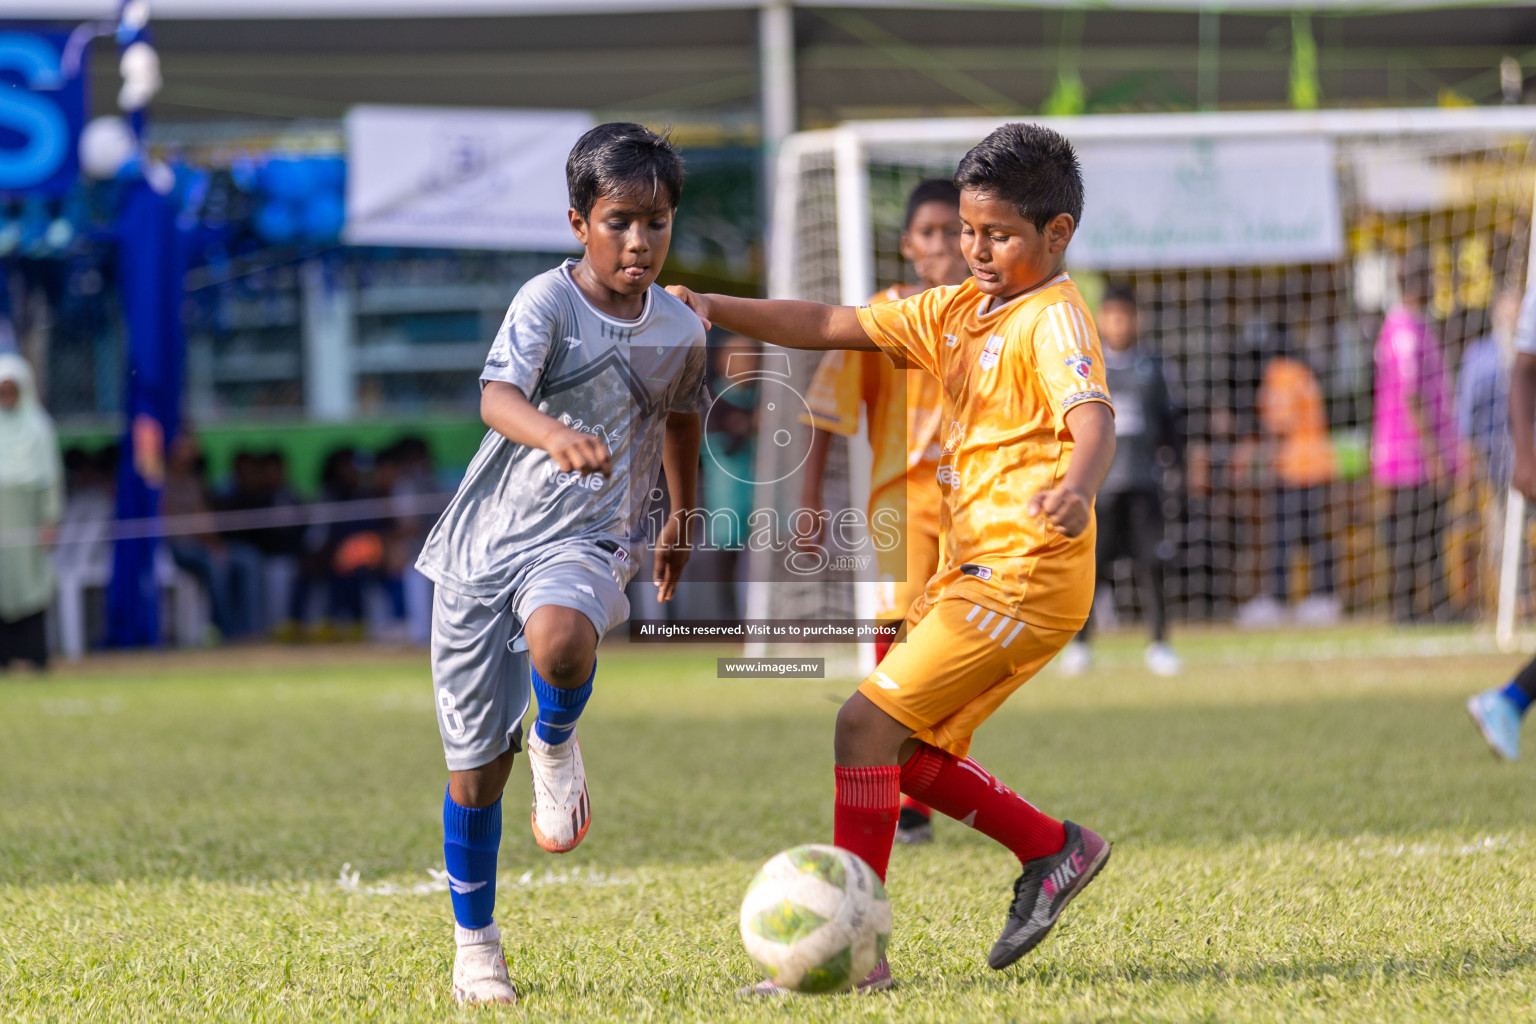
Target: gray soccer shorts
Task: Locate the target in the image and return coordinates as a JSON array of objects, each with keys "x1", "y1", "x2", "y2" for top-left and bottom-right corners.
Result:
[{"x1": 430, "y1": 540, "x2": 632, "y2": 771}]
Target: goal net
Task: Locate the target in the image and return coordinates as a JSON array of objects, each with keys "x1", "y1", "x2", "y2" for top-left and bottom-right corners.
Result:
[{"x1": 745, "y1": 108, "x2": 1536, "y2": 661}]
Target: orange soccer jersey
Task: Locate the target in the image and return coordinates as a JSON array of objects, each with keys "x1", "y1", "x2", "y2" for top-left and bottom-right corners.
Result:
[
  {"x1": 803, "y1": 286, "x2": 946, "y2": 534},
  {"x1": 855, "y1": 272, "x2": 1113, "y2": 632}
]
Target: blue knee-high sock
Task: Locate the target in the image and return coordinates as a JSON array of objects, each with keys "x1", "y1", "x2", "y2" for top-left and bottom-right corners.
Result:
[
  {"x1": 443, "y1": 790, "x2": 501, "y2": 929},
  {"x1": 530, "y1": 663, "x2": 593, "y2": 745}
]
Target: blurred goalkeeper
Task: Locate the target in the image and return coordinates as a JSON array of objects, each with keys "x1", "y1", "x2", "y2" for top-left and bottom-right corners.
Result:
[
  {"x1": 1466, "y1": 281, "x2": 1536, "y2": 761},
  {"x1": 798, "y1": 178, "x2": 970, "y2": 845},
  {"x1": 1058, "y1": 284, "x2": 1184, "y2": 678}
]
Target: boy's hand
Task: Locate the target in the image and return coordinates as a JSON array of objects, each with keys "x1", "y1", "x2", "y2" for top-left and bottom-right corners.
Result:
[
  {"x1": 545, "y1": 426, "x2": 611, "y2": 475},
  {"x1": 653, "y1": 515, "x2": 690, "y2": 602},
  {"x1": 1028, "y1": 485, "x2": 1092, "y2": 538},
  {"x1": 664, "y1": 285, "x2": 713, "y2": 330}
]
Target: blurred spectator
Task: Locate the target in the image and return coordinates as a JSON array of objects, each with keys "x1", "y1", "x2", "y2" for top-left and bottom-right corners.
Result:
[
  {"x1": 162, "y1": 433, "x2": 261, "y2": 640},
  {"x1": 208, "y1": 451, "x2": 266, "y2": 636},
  {"x1": 371, "y1": 442, "x2": 414, "y2": 641},
  {"x1": 55, "y1": 445, "x2": 118, "y2": 563},
  {"x1": 1372, "y1": 249, "x2": 1461, "y2": 623},
  {"x1": 61, "y1": 447, "x2": 116, "y2": 523},
  {"x1": 380, "y1": 436, "x2": 436, "y2": 644},
  {"x1": 299, "y1": 446, "x2": 388, "y2": 640},
  {"x1": 1458, "y1": 288, "x2": 1521, "y2": 609},
  {"x1": 258, "y1": 450, "x2": 306, "y2": 558},
  {"x1": 1237, "y1": 327, "x2": 1340, "y2": 627},
  {"x1": 0, "y1": 354, "x2": 63, "y2": 671},
  {"x1": 1060, "y1": 287, "x2": 1183, "y2": 677}
]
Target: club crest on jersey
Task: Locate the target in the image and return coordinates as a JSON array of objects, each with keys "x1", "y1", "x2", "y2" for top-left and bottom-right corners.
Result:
[
  {"x1": 1066, "y1": 354, "x2": 1093, "y2": 379},
  {"x1": 978, "y1": 334, "x2": 1006, "y2": 371}
]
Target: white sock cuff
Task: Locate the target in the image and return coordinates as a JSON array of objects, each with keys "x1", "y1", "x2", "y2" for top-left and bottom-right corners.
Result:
[{"x1": 455, "y1": 921, "x2": 500, "y2": 947}]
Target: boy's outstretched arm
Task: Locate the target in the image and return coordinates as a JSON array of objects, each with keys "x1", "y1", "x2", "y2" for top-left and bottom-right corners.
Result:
[
  {"x1": 482, "y1": 380, "x2": 611, "y2": 474},
  {"x1": 1028, "y1": 403, "x2": 1116, "y2": 537},
  {"x1": 655, "y1": 412, "x2": 701, "y2": 602},
  {"x1": 667, "y1": 287, "x2": 879, "y2": 352}
]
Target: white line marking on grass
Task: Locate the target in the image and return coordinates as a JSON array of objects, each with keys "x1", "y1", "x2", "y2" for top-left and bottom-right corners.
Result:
[
  {"x1": 1376, "y1": 836, "x2": 1514, "y2": 859},
  {"x1": 1333, "y1": 836, "x2": 1518, "y2": 863},
  {"x1": 40, "y1": 698, "x2": 121, "y2": 716},
  {"x1": 335, "y1": 863, "x2": 632, "y2": 896},
  {"x1": 1070, "y1": 630, "x2": 1522, "y2": 670}
]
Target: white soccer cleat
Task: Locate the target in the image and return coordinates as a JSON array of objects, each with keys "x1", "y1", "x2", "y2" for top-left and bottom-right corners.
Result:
[
  {"x1": 527, "y1": 732, "x2": 591, "y2": 853},
  {"x1": 1144, "y1": 642, "x2": 1183, "y2": 677},
  {"x1": 1293, "y1": 594, "x2": 1342, "y2": 627},
  {"x1": 1235, "y1": 595, "x2": 1286, "y2": 629},
  {"x1": 1058, "y1": 640, "x2": 1091, "y2": 677},
  {"x1": 452, "y1": 923, "x2": 518, "y2": 1006}
]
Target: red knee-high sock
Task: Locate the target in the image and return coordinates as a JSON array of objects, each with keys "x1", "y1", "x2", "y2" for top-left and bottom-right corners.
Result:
[
  {"x1": 833, "y1": 765, "x2": 900, "y2": 882},
  {"x1": 900, "y1": 744, "x2": 1065, "y2": 863},
  {"x1": 900, "y1": 796, "x2": 933, "y2": 817}
]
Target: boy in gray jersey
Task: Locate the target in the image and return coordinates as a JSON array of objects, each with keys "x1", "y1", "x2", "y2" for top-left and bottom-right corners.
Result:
[
  {"x1": 1467, "y1": 279, "x2": 1536, "y2": 762},
  {"x1": 413, "y1": 123, "x2": 707, "y2": 1005}
]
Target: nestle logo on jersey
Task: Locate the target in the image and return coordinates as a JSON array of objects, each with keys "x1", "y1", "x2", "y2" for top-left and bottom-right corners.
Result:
[
  {"x1": 542, "y1": 464, "x2": 607, "y2": 491},
  {"x1": 1065, "y1": 354, "x2": 1092, "y2": 379}
]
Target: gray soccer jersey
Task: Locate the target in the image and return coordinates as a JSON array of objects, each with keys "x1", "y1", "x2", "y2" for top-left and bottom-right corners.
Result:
[{"x1": 416, "y1": 260, "x2": 708, "y2": 606}]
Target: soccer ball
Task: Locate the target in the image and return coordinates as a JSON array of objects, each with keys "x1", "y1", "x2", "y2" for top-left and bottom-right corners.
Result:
[{"x1": 738, "y1": 844, "x2": 892, "y2": 993}]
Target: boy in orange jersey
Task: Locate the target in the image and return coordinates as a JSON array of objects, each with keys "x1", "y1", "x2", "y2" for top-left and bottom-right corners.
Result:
[
  {"x1": 670, "y1": 123, "x2": 1116, "y2": 990},
  {"x1": 798, "y1": 179, "x2": 969, "y2": 845}
]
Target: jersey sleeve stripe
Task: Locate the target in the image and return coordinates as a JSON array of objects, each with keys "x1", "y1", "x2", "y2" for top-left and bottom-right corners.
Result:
[
  {"x1": 1045, "y1": 303, "x2": 1069, "y2": 353},
  {"x1": 1044, "y1": 302, "x2": 1088, "y2": 354},
  {"x1": 1069, "y1": 304, "x2": 1091, "y2": 351}
]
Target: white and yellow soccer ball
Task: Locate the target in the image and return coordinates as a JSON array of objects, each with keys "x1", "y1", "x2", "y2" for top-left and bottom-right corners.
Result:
[{"x1": 738, "y1": 844, "x2": 892, "y2": 993}]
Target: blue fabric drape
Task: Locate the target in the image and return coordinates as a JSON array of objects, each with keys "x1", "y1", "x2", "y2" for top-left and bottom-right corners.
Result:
[{"x1": 107, "y1": 180, "x2": 186, "y2": 648}]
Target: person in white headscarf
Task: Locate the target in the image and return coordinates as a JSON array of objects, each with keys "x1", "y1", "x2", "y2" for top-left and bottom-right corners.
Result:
[{"x1": 0, "y1": 353, "x2": 64, "y2": 670}]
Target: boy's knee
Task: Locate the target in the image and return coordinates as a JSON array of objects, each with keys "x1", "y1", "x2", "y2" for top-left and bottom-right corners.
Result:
[
  {"x1": 835, "y1": 696, "x2": 878, "y2": 740},
  {"x1": 525, "y1": 608, "x2": 597, "y2": 687},
  {"x1": 834, "y1": 691, "x2": 915, "y2": 765}
]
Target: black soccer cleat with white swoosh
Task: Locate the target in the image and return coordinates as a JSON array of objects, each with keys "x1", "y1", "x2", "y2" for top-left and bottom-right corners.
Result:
[{"x1": 987, "y1": 820, "x2": 1111, "y2": 969}]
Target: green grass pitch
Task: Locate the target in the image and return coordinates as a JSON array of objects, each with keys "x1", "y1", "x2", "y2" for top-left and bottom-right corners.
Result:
[{"x1": 2, "y1": 629, "x2": 1534, "y2": 1022}]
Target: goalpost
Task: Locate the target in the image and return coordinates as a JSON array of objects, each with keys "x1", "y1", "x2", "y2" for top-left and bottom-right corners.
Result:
[{"x1": 746, "y1": 107, "x2": 1536, "y2": 662}]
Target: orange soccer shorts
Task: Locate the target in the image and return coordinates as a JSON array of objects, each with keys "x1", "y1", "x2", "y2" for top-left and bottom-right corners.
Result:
[
  {"x1": 870, "y1": 491, "x2": 942, "y2": 623},
  {"x1": 857, "y1": 588, "x2": 1075, "y2": 759}
]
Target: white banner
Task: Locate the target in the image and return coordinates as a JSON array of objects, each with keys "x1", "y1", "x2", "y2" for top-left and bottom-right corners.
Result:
[
  {"x1": 1071, "y1": 136, "x2": 1344, "y2": 270},
  {"x1": 344, "y1": 106, "x2": 593, "y2": 251}
]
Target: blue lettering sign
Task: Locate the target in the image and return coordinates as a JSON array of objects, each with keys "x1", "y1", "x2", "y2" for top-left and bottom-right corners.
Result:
[{"x1": 0, "y1": 31, "x2": 84, "y2": 196}]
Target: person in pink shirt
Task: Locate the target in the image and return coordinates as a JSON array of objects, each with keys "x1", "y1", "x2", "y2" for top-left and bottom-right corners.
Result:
[{"x1": 1372, "y1": 248, "x2": 1460, "y2": 623}]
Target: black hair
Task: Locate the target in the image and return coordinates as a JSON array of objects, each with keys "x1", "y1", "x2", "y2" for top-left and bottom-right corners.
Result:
[
  {"x1": 567, "y1": 122, "x2": 684, "y2": 219},
  {"x1": 63, "y1": 447, "x2": 90, "y2": 473},
  {"x1": 953, "y1": 123, "x2": 1084, "y2": 231},
  {"x1": 903, "y1": 178, "x2": 961, "y2": 230},
  {"x1": 321, "y1": 447, "x2": 357, "y2": 489},
  {"x1": 1100, "y1": 283, "x2": 1138, "y2": 310}
]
